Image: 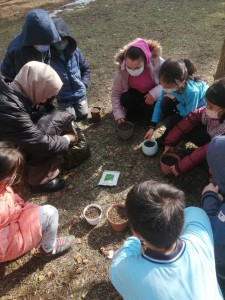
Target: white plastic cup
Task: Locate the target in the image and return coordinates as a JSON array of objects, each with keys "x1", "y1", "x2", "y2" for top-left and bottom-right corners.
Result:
[
  {"x1": 141, "y1": 139, "x2": 158, "y2": 156},
  {"x1": 83, "y1": 204, "x2": 102, "y2": 225}
]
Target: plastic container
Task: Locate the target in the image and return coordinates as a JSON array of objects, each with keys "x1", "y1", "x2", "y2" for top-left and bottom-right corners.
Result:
[
  {"x1": 83, "y1": 204, "x2": 102, "y2": 225},
  {"x1": 160, "y1": 153, "x2": 181, "y2": 175},
  {"x1": 107, "y1": 204, "x2": 128, "y2": 232},
  {"x1": 117, "y1": 121, "x2": 134, "y2": 141},
  {"x1": 141, "y1": 139, "x2": 158, "y2": 156}
]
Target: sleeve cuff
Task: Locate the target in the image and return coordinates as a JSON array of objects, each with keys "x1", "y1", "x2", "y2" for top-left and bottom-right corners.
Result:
[{"x1": 149, "y1": 121, "x2": 157, "y2": 129}]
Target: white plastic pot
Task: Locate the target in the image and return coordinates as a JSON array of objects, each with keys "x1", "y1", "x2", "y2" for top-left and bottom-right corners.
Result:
[
  {"x1": 83, "y1": 204, "x2": 102, "y2": 226},
  {"x1": 141, "y1": 139, "x2": 158, "y2": 156}
]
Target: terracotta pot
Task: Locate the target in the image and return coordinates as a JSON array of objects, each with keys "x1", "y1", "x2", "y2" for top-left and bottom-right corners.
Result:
[
  {"x1": 91, "y1": 106, "x2": 102, "y2": 122},
  {"x1": 107, "y1": 204, "x2": 128, "y2": 232},
  {"x1": 160, "y1": 153, "x2": 181, "y2": 175},
  {"x1": 117, "y1": 121, "x2": 134, "y2": 141},
  {"x1": 83, "y1": 204, "x2": 102, "y2": 225},
  {"x1": 141, "y1": 139, "x2": 158, "y2": 156}
]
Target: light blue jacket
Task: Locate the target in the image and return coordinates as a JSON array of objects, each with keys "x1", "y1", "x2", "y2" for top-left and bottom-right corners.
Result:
[
  {"x1": 110, "y1": 207, "x2": 223, "y2": 300},
  {"x1": 151, "y1": 79, "x2": 208, "y2": 124}
]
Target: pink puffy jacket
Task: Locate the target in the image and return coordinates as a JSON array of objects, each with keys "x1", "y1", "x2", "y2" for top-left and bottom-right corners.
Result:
[{"x1": 0, "y1": 187, "x2": 42, "y2": 262}]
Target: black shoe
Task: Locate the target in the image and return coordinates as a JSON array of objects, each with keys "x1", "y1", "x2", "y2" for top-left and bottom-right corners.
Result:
[{"x1": 29, "y1": 178, "x2": 66, "y2": 193}]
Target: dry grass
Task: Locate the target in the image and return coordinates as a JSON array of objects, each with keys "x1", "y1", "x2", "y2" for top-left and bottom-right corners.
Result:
[{"x1": 0, "y1": 0, "x2": 224, "y2": 299}]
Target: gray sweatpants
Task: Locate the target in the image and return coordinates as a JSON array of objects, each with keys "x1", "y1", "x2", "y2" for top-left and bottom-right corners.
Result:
[
  {"x1": 38, "y1": 205, "x2": 58, "y2": 253},
  {"x1": 59, "y1": 97, "x2": 88, "y2": 119}
]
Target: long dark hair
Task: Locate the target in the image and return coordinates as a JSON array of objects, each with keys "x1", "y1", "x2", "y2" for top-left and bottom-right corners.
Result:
[
  {"x1": 205, "y1": 78, "x2": 225, "y2": 122},
  {"x1": 159, "y1": 59, "x2": 200, "y2": 91},
  {"x1": 205, "y1": 78, "x2": 225, "y2": 108},
  {"x1": 0, "y1": 141, "x2": 24, "y2": 188}
]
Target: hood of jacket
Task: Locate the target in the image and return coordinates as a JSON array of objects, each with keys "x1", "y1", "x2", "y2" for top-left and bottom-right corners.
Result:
[
  {"x1": 207, "y1": 136, "x2": 225, "y2": 195},
  {"x1": 127, "y1": 38, "x2": 152, "y2": 63},
  {"x1": 51, "y1": 18, "x2": 77, "y2": 56},
  {"x1": 115, "y1": 38, "x2": 162, "y2": 69},
  {"x1": 21, "y1": 9, "x2": 60, "y2": 46},
  {"x1": 12, "y1": 61, "x2": 63, "y2": 106}
]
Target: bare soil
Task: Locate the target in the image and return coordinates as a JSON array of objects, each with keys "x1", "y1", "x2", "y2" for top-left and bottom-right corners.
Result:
[
  {"x1": 144, "y1": 140, "x2": 156, "y2": 147},
  {"x1": 85, "y1": 207, "x2": 101, "y2": 219},
  {"x1": 118, "y1": 122, "x2": 133, "y2": 131},
  {"x1": 108, "y1": 206, "x2": 127, "y2": 224},
  {"x1": 0, "y1": 0, "x2": 224, "y2": 299},
  {"x1": 161, "y1": 156, "x2": 179, "y2": 166},
  {"x1": 91, "y1": 107, "x2": 101, "y2": 114}
]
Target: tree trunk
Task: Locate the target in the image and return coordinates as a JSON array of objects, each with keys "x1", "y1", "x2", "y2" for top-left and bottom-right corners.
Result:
[{"x1": 214, "y1": 39, "x2": 225, "y2": 80}]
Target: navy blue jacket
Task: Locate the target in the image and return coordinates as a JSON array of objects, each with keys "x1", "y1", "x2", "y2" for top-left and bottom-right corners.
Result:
[
  {"x1": 50, "y1": 18, "x2": 90, "y2": 103},
  {"x1": 202, "y1": 136, "x2": 225, "y2": 275},
  {"x1": 202, "y1": 191, "x2": 225, "y2": 274},
  {"x1": 1, "y1": 9, "x2": 60, "y2": 80}
]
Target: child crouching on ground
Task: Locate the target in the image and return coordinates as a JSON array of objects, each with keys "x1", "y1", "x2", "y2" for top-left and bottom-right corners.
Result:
[
  {"x1": 50, "y1": 18, "x2": 90, "y2": 120},
  {"x1": 0, "y1": 141, "x2": 75, "y2": 262},
  {"x1": 202, "y1": 136, "x2": 225, "y2": 296},
  {"x1": 110, "y1": 180, "x2": 222, "y2": 300},
  {"x1": 163, "y1": 77, "x2": 225, "y2": 176},
  {"x1": 145, "y1": 58, "x2": 208, "y2": 142}
]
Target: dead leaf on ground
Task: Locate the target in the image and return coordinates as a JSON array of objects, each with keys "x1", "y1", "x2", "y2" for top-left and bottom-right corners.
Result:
[
  {"x1": 37, "y1": 274, "x2": 45, "y2": 282},
  {"x1": 47, "y1": 271, "x2": 56, "y2": 279},
  {"x1": 100, "y1": 247, "x2": 114, "y2": 259},
  {"x1": 74, "y1": 254, "x2": 83, "y2": 264},
  {"x1": 76, "y1": 267, "x2": 84, "y2": 274},
  {"x1": 91, "y1": 266, "x2": 98, "y2": 273},
  {"x1": 82, "y1": 259, "x2": 89, "y2": 265},
  {"x1": 67, "y1": 184, "x2": 75, "y2": 190}
]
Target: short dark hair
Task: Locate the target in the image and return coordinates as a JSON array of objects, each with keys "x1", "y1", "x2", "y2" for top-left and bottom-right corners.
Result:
[
  {"x1": 205, "y1": 78, "x2": 225, "y2": 108},
  {"x1": 126, "y1": 180, "x2": 185, "y2": 249},
  {"x1": 0, "y1": 141, "x2": 24, "y2": 185},
  {"x1": 125, "y1": 46, "x2": 146, "y2": 63}
]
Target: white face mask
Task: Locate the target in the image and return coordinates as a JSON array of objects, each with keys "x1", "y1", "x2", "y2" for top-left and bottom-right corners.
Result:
[
  {"x1": 126, "y1": 65, "x2": 144, "y2": 77},
  {"x1": 34, "y1": 45, "x2": 50, "y2": 53},
  {"x1": 206, "y1": 108, "x2": 222, "y2": 119},
  {"x1": 162, "y1": 87, "x2": 178, "y2": 93}
]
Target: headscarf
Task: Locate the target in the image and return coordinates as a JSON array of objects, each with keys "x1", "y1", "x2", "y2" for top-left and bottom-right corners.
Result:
[
  {"x1": 13, "y1": 61, "x2": 63, "y2": 106},
  {"x1": 126, "y1": 38, "x2": 152, "y2": 64}
]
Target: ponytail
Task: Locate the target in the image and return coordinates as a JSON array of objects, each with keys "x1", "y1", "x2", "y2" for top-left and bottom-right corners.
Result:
[{"x1": 180, "y1": 59, "x2": 201, "y2": 81}]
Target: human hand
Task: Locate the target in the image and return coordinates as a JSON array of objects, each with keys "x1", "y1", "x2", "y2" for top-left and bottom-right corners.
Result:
[
  {"x1": 163, "y1": 145, "x2": 174, "y2": 153},
  {"x1": 117, "y1": 118, "x2": 125, "y2": 124},
  {"x1": 170, "y1": 165, "x2": 179, "y2": 176},
  {"x1": 202, "y1": 183, "x2": 223, "y2": 202},
  {"x1": 144, "y1": 93, "x2": 155, "y2": 105},
  {"x1": 144, "y1": 128, "x2": 154, "y2": 140},
  {"x1": 165, "y1": 93, "x2": 175, "y2": 100},
  {"x1": 63, "y1": 134, "x2": 77, "y2": 143}
]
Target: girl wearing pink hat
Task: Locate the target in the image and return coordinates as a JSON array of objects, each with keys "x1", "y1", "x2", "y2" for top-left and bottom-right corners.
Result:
[{"x1": 111, "y1": 38, "x2": 164, "y2": 123}]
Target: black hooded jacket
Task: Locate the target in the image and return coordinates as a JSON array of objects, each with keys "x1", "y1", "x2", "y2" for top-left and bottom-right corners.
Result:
[{"x1": 0, "y1": 77, "x2": 74, "y2": 158}]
